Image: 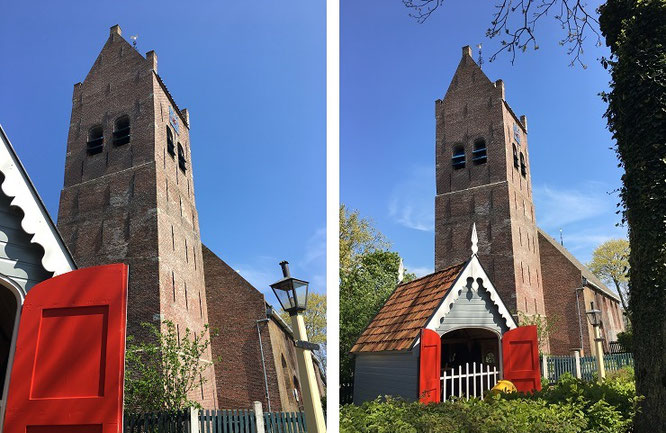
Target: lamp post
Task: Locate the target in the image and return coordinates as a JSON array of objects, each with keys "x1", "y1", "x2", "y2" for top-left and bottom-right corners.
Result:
[
  {"x1": 270, "y1": 261, "x2": 326, "y2": 433},
  {"x1": 585, "y1": 301, "x2": 606, "y2": 382}
]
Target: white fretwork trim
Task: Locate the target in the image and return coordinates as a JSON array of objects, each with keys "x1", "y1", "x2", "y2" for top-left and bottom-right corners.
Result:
[
  {"x1": 424, "y1": 255, "x2": 518, "y2": 334},
  {"x1": 0, "y1": 126, "x2": 76, "y2": 276}
]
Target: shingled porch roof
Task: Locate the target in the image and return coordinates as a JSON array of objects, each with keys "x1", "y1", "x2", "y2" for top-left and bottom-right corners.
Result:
[{"x1": 350, "y1": 262, "x2": 466, "y2": 353}]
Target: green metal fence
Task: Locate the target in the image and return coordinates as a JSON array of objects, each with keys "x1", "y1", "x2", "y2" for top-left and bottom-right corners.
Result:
[
  {"x1": 199, "y1": 409, "x2": 307, "y2": 433},
  {"x1": 125, "y1": 410, "x2": 192, "y2": 433},
  {"x1": 543, "y1": 352, "x2": 634, "y2": 384},
  {"x1": 200, "y1": 409, "x2": 257, "y2": 433},
  {"x1": 126, "y1": 409, "x2": 307, "y2": 433},
  {"x1": 263, "y1": 411, "x2": 307, "y2": 433}
]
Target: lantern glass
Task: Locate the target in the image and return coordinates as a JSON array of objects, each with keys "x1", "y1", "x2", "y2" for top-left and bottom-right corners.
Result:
[
  {"x1": 586, "y1": 309, "x2": 602, "y2": 326},
  {"x1": 293, "y1": 279, "x2": 309, "y2": 311},
  {"x1": 271, "y1": 277, "x2": 309, "y2": 314}
]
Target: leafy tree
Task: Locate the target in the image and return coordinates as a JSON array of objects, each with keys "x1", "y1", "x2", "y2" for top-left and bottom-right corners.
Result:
[
  {"x1": 124, "y1": 321, "x2": 216, "y2": 413},
  {"x1": 588, "y1": 238, "x2": 630, "y2": 318},
  {"x1": 598, "y1": 2, "x2": 666, "y2": 428},
  {"x1": 517, "y1": 312, "x2": 560, "y2": 355},
  {"x1": 340, "y1": 205, "x2": 415, "y2": 383},
  {"x1": 402, "y1": 0, "x2": 666, "y2": 427},
  {"x1": 280, "y1": 292, "x2": 327, "y2": 367},
  {"x1": 340, "y1": 204, "x2": 389, "y2": 276}
]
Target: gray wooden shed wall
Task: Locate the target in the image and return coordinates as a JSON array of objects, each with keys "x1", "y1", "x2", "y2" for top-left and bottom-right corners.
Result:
[
  {"x1": 353, "y1": 348, "x2": 420, "y2": 403},
  {"x1": 0, "y1": 188, "x2": 52, "y2": 293},
  {"x1": 436, "y1": 285, "x2": 509, "y2": 335}
]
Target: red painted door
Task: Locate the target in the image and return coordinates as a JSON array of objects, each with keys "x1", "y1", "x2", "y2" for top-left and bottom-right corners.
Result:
[
  {"x1": 502, "y1": 325, "x2": 541, "y2": 393},
  {"x1": 418, "y1": 328, "x2": 441, "y2": 403},
  {"x1": 3, "y1": 264, "x2": 128, "y2": 433}
]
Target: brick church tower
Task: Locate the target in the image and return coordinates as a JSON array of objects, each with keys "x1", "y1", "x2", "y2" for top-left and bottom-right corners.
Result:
[
  {"x1": 435, "y1": 46, "x2": 546, "y2": 323},
  {"x1": 57, "y1": 25, "x2": 217, "y2": 408}
]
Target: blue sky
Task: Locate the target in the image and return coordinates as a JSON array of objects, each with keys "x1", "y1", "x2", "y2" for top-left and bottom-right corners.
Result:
[
  {"x1": 0, "y1": 1, "x2": 326, "y2": 305},
  {"x1": 341, "y1": 0, "x2": 626, "y2": 278}
]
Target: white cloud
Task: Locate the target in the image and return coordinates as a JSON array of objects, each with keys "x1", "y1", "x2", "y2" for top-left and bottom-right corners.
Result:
[
  {"x1": 533, "y1": 182, "x2": 616, "y2": 229},
  {"x1": 388, "y1": 165, "x2": 435, "y2": 232},
  {"x1": 302, "y1": 227, "x2": 326, "y2": 266},
  {"x1": 405, "y1": 263, "x2": 433, "y2": 278},
  {"x1": 234, "y1": 263, "x2": 276, "y2": 295}
]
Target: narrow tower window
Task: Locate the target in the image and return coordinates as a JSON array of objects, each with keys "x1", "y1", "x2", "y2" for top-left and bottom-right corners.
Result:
[
  {"x1": 113, "y1": 115, "x2": 130, "y2": 146},
  {"x1": 472, "y1": 139, "x2": 487, "y2": 165},
  {"x1": 87, "y1": 125, "x2": 104, "y2": 155},
  {"x1": 451, "y1": 145, "x2": 465, "y2": 169},
  {"x1": 520, "y1": 152, "x2": 527, "y2": 177},
  {"x1": 512, "y1": 144, "x2": 519, "y2": 169},
  {"x1": 178, "y1": 143, "x2": 187, "y2": 172},
  {"x1": 167, "y1": 126, "x2": 175, "y2": 157}
]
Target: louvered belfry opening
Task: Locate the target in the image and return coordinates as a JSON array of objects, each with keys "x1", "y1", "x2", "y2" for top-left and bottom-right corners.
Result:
[
  {"x1": 113, "y1": 115, "x2": 130, "y2": 146},
  {"x1": 86, "y1": 125, "x2": 104, "y2": 155},
  {"x1": 177, "y1": 143, "x2": 187, "y2": 172},
  {"x1": 167, "y1": 126, "x2": 175, "y2": 156},
  {"x1": 452, "y1": 145, "x2": 466, "y2": 169},
  {"x1": 472, "y1": 139, "x2": 487, "y2": 165}
]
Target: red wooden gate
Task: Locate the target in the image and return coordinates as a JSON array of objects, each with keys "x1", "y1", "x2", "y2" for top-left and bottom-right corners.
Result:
[
  {"x1": 418, "y1": 328, "x2": 441, "y2": 403},
  {"x1": 502, "y1": 325, "x2": 541, "y2": 393},
  {"x1": 3, "y1": 264, "x2": 128, "y2": 433}
]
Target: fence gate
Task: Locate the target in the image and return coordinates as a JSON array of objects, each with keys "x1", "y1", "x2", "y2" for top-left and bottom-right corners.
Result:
[{"x1": 441, "y1": 362, "x2": 499, "y2": 400}]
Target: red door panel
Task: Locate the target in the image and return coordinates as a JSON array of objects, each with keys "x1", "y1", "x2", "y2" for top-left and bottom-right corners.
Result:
[
  {"x1": 418, "y1": 328, "x2": 441, "y2": 403},
  {"x1": 4, "y1": 264, "x2": 128, "y2": 433},
  {"x1": 502, "y1": 325, "x2": 541, "y2": 393}
]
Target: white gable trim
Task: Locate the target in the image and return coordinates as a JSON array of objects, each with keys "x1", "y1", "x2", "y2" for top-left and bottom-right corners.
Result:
[
  {"x1": 0, "y1": 126, "x2": 76, "y2": 276},
  {"x1": 425, "y1": 255, "x2": 517, "y2": 334}
]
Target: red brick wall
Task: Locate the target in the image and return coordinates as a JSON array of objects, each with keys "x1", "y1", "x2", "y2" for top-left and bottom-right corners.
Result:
[
  {"x1": 434, "y1": 47, "x2": 546, "y2": 328},
  {"x1": 57, "y1": 26, "x2": 216, "y2": 408},
  {"x1": 538, "y1": 231, "x2": 590, "y2": 355},
  {"x1": 202, "y1": 245, "x2": 287, "y2": 410}
]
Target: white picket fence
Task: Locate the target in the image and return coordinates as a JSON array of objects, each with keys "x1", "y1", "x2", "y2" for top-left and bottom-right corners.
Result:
[{"x1": 441, "y1": 362, "x2": 499, "y2": 400}]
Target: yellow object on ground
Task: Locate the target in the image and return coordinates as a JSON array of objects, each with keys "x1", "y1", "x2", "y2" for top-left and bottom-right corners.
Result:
[{"x1": 487, "y1": 380, "x2": 517, "y2": 398}]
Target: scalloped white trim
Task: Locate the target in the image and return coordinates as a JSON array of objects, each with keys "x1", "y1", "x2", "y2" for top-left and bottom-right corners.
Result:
[
  {"x1": 425, "y1": 255, "x2": 517, "y2": 334},
  {"x1": 0, "y1": 129, "x2": 75, "y2": 276}
]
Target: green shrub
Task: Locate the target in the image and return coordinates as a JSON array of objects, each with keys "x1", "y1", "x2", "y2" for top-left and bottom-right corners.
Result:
[{"x1": 340, "y1": 368, "x2": 639, "y2": 433}]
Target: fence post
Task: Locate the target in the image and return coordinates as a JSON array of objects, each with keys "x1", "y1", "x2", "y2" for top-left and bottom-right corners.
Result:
[
  {"x1": 572, "y1": 349, "x2": 582, "y2": 379},
  {"x1": 253, "y1": 401, "x2": 265, "y2": 433},
  {"x1": 189, "y1": 407, "x2": 200, "y2": 433},
  {"x1": 541, "y1": 354, "x2": 548, "y2": 381}
]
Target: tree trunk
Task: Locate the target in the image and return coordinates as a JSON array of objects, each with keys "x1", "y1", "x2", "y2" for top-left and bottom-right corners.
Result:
[{"x1": 599, "y1": 1, "x2": 666, "y2": 430}]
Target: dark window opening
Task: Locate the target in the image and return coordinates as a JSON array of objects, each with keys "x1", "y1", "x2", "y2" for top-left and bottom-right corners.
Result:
[
  {"x1": 472, "y1": 139, "x2": 487, "y2": 165},
  {"x1": 87, "y1": 125, "x2": 104, "y2": 155},
  {"x1": 177, "y1": 143, "x2": 187, "y2": 172},
  {"x1": 520, "y1": 152, "x2": 527, "y2": 177},
  {"x1": 167, "y1": 126, "x2": 175, "y2": 157},
  {"x1": 512, "y1": 144, "x2": 519, "y2": 169},
  {"x1": 113, "y1": 115, "x2": 130, "y2": 146},
  {"x1": 452, "y1": 145, "x2": 465, "y2": 169}
]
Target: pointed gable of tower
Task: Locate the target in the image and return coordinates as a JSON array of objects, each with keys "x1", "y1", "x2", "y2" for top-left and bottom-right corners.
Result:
[
  {"x1": 81, "y1": 25, "x2": 151, "y2": 86},
  {"x1": 443, "y1": 46, "x2": 499, "y2": 103}
]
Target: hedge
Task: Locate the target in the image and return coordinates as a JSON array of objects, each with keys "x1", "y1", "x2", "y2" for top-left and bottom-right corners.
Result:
[{"x1": 340, "y1": 367, "x2": 640, "y2": 433}]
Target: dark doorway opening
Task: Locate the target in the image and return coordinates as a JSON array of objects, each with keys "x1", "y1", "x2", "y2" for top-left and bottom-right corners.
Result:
[
  {"x1": 0, "y1": 287, "x2": 17, "y2": 395},
  {"x1": 440, "y1": 328, "x2": 500, "y2": 399}
]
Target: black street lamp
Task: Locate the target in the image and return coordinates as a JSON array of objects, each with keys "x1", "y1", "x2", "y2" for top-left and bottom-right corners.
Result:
[
  {"x1": 269, "y1": 261, "x2": 325, "y2": 432},
  {"x1": 585, "y1": 301, "x2": 606, "y2": 381},
  {"x1": 585, "y1": 301, "x2": 602, "y2": 327},
  {"x1": 270, "y1": 261, "x2": 309, "y2": 316}
]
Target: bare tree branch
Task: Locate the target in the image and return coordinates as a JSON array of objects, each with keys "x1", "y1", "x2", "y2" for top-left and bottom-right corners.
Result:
[{"x1": 403, "y1": 0, "x2": 602, "y2": 67}]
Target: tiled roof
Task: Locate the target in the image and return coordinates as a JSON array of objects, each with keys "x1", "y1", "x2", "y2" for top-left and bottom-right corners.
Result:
[
  {"x1": 350, "y1": 262, "x2": 466, "y2": 353},
  {"x1": 537, "y1": 227, "x2": 620, "y2": 301}
]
